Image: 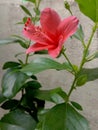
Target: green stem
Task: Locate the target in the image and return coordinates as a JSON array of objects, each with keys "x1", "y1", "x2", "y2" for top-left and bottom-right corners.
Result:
[
  {"x1": 82, "y1": 39, "x2": 86, "y2": 49},
  {"x1": 25, "y1": 54, "x2": 29, "y2": 64},
  {"x1": 69, "y1": 9, "x2": 73, "y2": 16},
  {"x1": 66, "y1": 77, "x2": 77, "y2": 102},
  {"x1": 35, "y1": 0, "x2": 41, "y2": 11},
  {"x1": 37, "y1": 0, "x2": 41, "y2": 9},
  {"x1": 35, "y1": 0, "x2": 37, "y2": 9},
  {"x1": 66, "y1": 23, "x2": 97, "y2": 103},
  {"x1": 79, "y1": 23, "x2": 97, "y2": 71},
  {"x1": 25, "y1": 40, "x2": 31, "y2": 64},
  {"x1": 62, "y1": 49, "x2": 76, "y2": 74},
  {"x1": 33, "y1": 0, "x2": 41, "y2": 24},
  {"x1": 64, "y1": 0, "x2": 73, "y2": 16}
]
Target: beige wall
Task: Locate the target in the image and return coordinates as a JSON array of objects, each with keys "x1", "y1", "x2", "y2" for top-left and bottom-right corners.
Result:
[{"x1": 0, "y1": 0, "x2": 98, "y2": 129}]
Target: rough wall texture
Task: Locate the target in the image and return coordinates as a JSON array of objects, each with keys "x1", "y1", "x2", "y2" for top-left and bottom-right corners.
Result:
[{"x1": 0, "y1": 0, "x2": 98, "y2": 130}]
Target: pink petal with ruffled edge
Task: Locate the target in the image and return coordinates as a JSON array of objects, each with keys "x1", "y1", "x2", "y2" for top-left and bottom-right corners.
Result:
[
  {"x1": 40, "y1": 8, "x2": 61, "y2": 36},
  {"x1": 57, "y1": 16, "x2": 79, "y2": 42},
  {"x1": 48, "y1": 36, "x2": 64, "y2": 58},
  {"x1": 26, "y1": 43, "x2": 53, "y2": 54},
  {"x1": 24, "y1": 9, "x2": 79, "y2": 58}
]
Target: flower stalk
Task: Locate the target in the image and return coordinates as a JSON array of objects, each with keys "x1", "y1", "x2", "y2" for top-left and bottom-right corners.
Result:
[
  {"x1": 64, "y1": 0, "x2": 73, "y2": 15},
  {"x1": 79, "y1": 23, "x2": 98, "y2": 71},
  {"x1": 62, "y1": 48, "x2": 76, "y2": 74},
  {"x1": 66, "y1": 23, "x2": 98, "y2": 103}
]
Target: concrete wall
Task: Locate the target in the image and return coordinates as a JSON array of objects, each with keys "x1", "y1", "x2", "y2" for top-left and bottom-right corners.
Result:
[{"x1": 0, "y1": 0, "x2": 98, "y2": 130}]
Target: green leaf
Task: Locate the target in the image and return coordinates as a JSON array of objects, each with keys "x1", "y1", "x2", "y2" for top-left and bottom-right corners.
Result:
[
  {"x1": 25, "y1": 80, "x2": 42, "y2": 90},
  {"x1": 20, "y1": 5, "x2": 32, "y2": 17},
  {"x1": 33, "y1": 87, "x2": 67, "y2": 104},
  {"x1": 0, "y1": 39, "x2": 28, "y2": 48},
  {"x1": 0, "y1": 109, "x2": 36, "y2": 130},
  {"x1": 31, "y1": 75, "x2": 37, "y2": 80},
  {"x1": 0, "y1": 122, "x2": 26, "y2": 130},
  {"x1": 16, "y1": 21, "x2": 24, "y2": 24},
  {"x1": 22, "y1": 0, "x2": 36, "y2": 3},
  {"x1": 80, "y1": 68, "x2": 98, "y2": 82},
  {"x1": 1, "y1": 99, "x2": 19, "y2": 110},
  {"x1": 12, "y1": 35, "x2": 26, "y2": 41},
  {"x1": 0, "y1": 92, "x2": 6, "y2": 104},
  {"x1": 86, "y1": 51, "x2": 98, "y2": 61},
  {"x1": 32, "y1": 16, "x2": 40, "y2": 23},
  {"x1": 1, "y1": 69, "x2": 29, "y2": 98},
  {"x1": 20, "y1": 93, "x2": 45, "y2": 115},
  {"x1": 36, "y1": 103, "x2": 90, "y2": 130},
  {"x1": 91, "y1": 51, "x2": 98, "y2": 59},
  {"x1": 34, "y1": 7, "x2": 40, "y2": 15},
  {"x1": 3, "y1": 61, "x2": 20, "y2": 70},
  {"x1": 33, "y1": 90, "x2": 53, "y2": 102},
  {"x1": 75, "y1": 0, "x2": 98, "y2": 22},
  {"x1": 14, "y1": 52, "x2": 25, "y2": 58},
  {"x1": 18, "y1": 59, "x2": 24, "y2": 64},
  {"x1": 23, "y1": 17, "x2": 28, "y2": 23},
  {"x1": 71, "y1": 101, "x2": 83, "y2": 111},
  {"x1": 72, "y1": 24, "x2": 84, "y2": 42},
  {"x1": 0, "y1": 39, "x2": 19, "y2": 45},
  {"x1": 16, "y1": 39, "x2": 28, "y2": 49},
  {"x1": 34, "y1": 50, "x2": 48, "y2": 55},
  {"x1": 73, "y1": 64, "x2": 79, "y2": 72},
  {"x1": 76, "y1": 74, "x2": 87, "y2": 86},
  {"x1": 50, "y1": 93, "x2": 64, "y2": 104},
  {"x1": 62, "y1": 62, "x2": 73, "y2": 72},
  {"x1": 21, "y1": 57, "x2": 72, "y2": 76}
]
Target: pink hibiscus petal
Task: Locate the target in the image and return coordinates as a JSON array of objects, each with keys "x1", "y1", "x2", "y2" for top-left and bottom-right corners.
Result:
[
  {"x1": 48, "y1": 36, "x2": 64, "y2": 58},
  {"x1": 23, "y1": 27, "x2": 53, "y2": 45},
  {"x1": 26, "y1": 43, "x2": 50, "y2": 54},
  {"x1": 40, "y1": 8, "x2": 61, "y2": 35},
  {"x1": 23, "y1": 18, "x2": 53, "y2": 45},
  {"x1": 57, "y1": 16, "x2": 79, "y2": 41},
  {"x1": 23, "y1": 9, "x2": 79, "y2": 58}
]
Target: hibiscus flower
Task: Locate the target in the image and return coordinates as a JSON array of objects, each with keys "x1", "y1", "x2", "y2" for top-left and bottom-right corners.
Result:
[{"x1": 23, "y1": 8, "x2": 79, "y2": 58}]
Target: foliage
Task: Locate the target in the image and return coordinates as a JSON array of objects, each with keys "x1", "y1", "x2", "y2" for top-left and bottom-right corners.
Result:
[
  {"x1": 0, "y1": 0, "x2": 98, "y2": 130},
  {"x1": 75, "y1": 0, "x2": 98, "y2": 22},
  {"x1": 36, "y1": 103, "x2": 90, "y2": 130}
]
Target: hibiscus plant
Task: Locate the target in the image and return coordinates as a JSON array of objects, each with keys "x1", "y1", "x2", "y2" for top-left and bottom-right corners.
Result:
[{"x1": 0, "y1": 0, "x2": 98, "y2": 130}]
